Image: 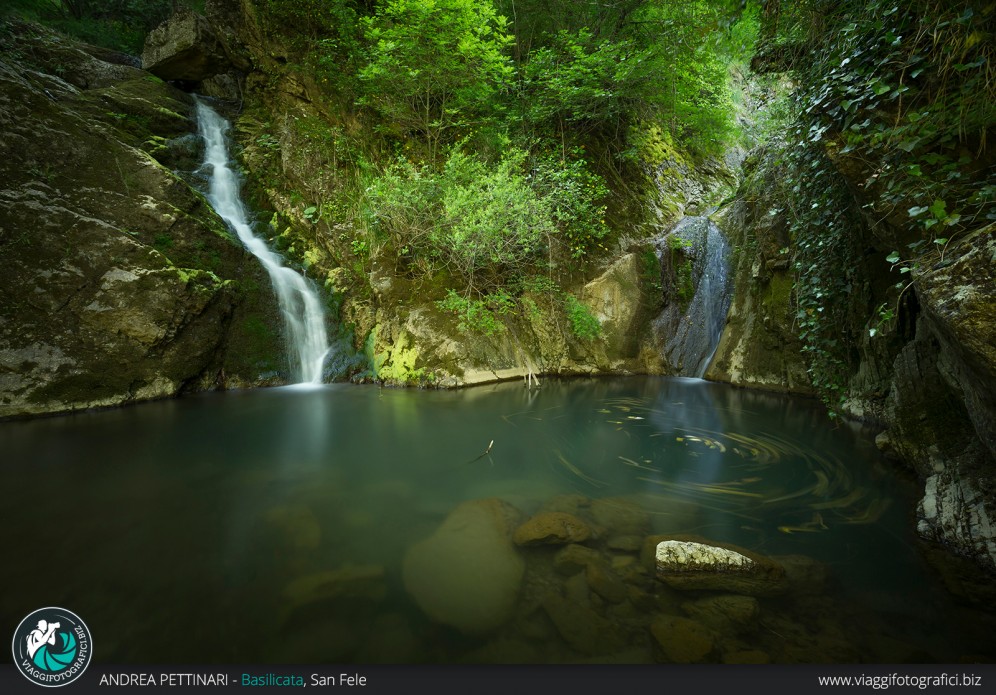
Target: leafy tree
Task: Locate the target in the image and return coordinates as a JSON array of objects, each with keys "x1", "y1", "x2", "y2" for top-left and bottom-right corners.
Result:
[
  {"x1": 363, "y1": 148, "x2": 554, "y2": 290},
  {"x1": 357, "y1": 0, "x2": 514, "y2": 161}
]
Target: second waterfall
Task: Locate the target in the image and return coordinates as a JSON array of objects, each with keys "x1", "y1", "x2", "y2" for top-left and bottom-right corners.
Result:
[{"x1": 196, "y1": 99, "x2": 330, "y2": 385}]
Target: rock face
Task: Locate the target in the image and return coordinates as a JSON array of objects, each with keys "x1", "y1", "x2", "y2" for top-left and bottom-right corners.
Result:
[
  {"x1": 708, "y1": 144, "x2": 995, "y2": 575},
  {"x1": 580, "y1": 253, "x2": 646, "y2": 356},
  {"x1": 886, "y1": 227, "x2": 996, "y2": 571},
  {"x1": 651, "y1": 216, "x2": 734, "y2": 376},
  {"x1": 0, "y1": 21, "x2": 281, "y2": 419},
  {"x1": 402, "y1": 499, "x2": 525, "y2": 634},
  {"x1": 142, "y1": 10, "x2": 233, "y2": 82},
  {"x1": 655, "y1": 538, "x2": 787, "y2": 596},
  {"x1": 704, "y1": 165, "x2": 812, "y2": 393}
]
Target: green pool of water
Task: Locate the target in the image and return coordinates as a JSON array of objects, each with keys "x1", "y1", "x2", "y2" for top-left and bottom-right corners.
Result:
[{"x1": 1, "y1": 377, "x2": 993, "y2": 663}]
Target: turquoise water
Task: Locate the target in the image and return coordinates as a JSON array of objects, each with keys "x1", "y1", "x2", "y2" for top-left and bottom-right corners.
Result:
[{"x1": 0, "y1": 377, "x2": 993, "y2": 663}]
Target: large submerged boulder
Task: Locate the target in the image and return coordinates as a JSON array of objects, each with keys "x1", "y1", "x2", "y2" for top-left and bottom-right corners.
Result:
[{"x1": 402, "y1": 499, "x2": 525, "y2": 634}]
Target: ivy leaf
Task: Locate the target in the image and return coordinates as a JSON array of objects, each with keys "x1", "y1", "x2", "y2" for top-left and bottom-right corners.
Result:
[
  {"x1": 928, "y1": 199, "x2": 947, "y2": 218},
  {"x1": 907, "y1": 206, "x2": 928, "y2": 217},
  {"x1": 869, "y1": 327, "x2": 878, "y2": 338},
  {"x1": 886, "y1": 251, "x2": 901, "y2": 263}
]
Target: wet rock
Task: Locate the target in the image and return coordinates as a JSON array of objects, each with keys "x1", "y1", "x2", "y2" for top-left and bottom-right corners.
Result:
[
  {"x1": 654, "y1": 537, "x2": 787, "y2": 596},
  {"x1": 607, "y1": 535, "x2": 643, "y2": 553},
  {"x1": 652, "y1": 216, "x2": 734, "y2": 376},
  {"x1": 650, "y1": 615, "x2": 715, "y2": 663},
  {"x1": 586, "y1": 562, "x2": 627, "y2": 604},
  {"x1": 542, "y1": 592, "x2": 623, "y2": 656},
  {"x1": 683, "y1": 595, "x2": 760, "y2": 632},
  {"x1": 610, "y1": 554, "x2": 638, "y2": 572},
  {"x1": 282, "y1": 565, "x2": 386, "y2": 611},
  {"x1": 142, "y1": 10, "x2": 232, "y2": 82},
  {"x1": 704, "y1": 178, "x2": 813, "y2": 393},
  {"x1": 513, "y1": 511, "x2": 591, "y2": 546},
  {"x1": 402, "y1": 498, "x2": 524, "y2": 634},
  {"x1": 553, "y1": 544, "x2": 603, "y2": 575},
  {"x1": 564, "y1": 571, "x2": 590, "y2": 607}
]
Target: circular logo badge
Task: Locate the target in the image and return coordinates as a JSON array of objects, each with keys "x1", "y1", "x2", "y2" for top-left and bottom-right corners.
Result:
[{"x1": 12, "y1": 607, "x2": 92, "y2": 687}]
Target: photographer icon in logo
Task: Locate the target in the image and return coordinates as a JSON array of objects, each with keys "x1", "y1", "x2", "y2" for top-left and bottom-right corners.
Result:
[{"x1": 12, "y1": 608, "x2": 92, "y2": 687}]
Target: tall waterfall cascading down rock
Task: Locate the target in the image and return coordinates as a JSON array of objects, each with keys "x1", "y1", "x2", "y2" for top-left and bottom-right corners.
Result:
[
  {"x1": 195, "y1": 99, "x2": 330, "y2": 384},
  {"x1": 653, "y1": 216, "x2": 733, "y2": 377}
]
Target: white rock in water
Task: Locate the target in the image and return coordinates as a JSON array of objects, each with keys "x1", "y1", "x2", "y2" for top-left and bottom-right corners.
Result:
[
  {"x1": 656, "y1": 540, "x2": 755, "y2": 571},
  {"x1": 654, "y1": 538, "x2": 787, "y2": 596}
]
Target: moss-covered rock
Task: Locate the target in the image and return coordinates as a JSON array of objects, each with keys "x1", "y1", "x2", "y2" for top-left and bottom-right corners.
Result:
[
  {"x1": 0, "y1": 19, "x2": 281, "y2": 418},
  {"x1": 704, "y1": 152, "x2": 813, "y2": 394}
]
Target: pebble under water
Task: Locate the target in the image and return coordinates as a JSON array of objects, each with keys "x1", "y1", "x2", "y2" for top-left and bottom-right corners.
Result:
[{"x1": 1, "y1": 377, "x2": 994, "y2": 664}]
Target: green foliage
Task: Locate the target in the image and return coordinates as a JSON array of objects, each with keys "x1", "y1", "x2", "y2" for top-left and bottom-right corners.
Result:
[
  {"x1": 510, "y1": 2, "x2": 740, "y2": 158},
  {"x1": 436, "y1": 288, "x2": 514, "y2": 336},
  {"x1": 765, "y1": 0, "x2": 994, "y2": 239},
  {"x1": 5, "y1": 0, "x2": 176, "y2": 53},
  {"x1": 363, "y1": 145, "x2": 612, "y2": 289},
  {"x1": 363, "y1": 149, "x2": 552, "y2": 289},
  {"x1": 520, "y1": 28, "x2": 643, "y2": 137},
  {"x1": 747, "y1": 0, "x2": 995, "y2": 413},
  {"x1": 639, "y1": 250, "x2": 662, "y2": 294},
  {"x1": 357, "y1": 0, "x2": 514, "y2": 160},
  {"x1": 786, "y1": 147, "x2": 861, "y2": 414},
  {"x1": 563, "y1": 293, "x2": 601, "y2": 341},
  {"x1": 529, "y1": 150, "x2": 610, "y2": 258},
  {"x1": 260, "y1": 0, "x2": 359, "y2": 41}
]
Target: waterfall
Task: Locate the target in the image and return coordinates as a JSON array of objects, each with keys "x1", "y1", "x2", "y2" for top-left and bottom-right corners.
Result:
[
  {"x1": 653, "y1": 216, "x2": 732, "y2": 378},
  {"x1": 195, "y1": 99, "x2": 330, "y2": 384}
]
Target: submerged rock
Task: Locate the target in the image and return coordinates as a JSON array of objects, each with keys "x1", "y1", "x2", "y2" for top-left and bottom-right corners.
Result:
[
  {"x1": 541, "y1": 592, "x2": 624, "y2": 656},
  {"x1": 682, "y1": 595, "x2": 760, "y2": 632},
  {"x1": 282, "y1": 565, "x2": 386, "y2": 611},
  {"x1": 402, "y1": 498, "x2": 524, "y2": 634},
  {"x1": 585, "y1": 561, "x2": 627, "y2": 604},
  {"x1": 553, "y1": 544, "x2": 604, "y2": 575},
  {"x1": 513, "y1": 511, "x2": 591, "y2": 546},
  {"x1": 654, "y1": 537, "x2": 787, "y2": 596},
  {"x1": 650, "y1": 615, "x2": 715, "y2": 663}
]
